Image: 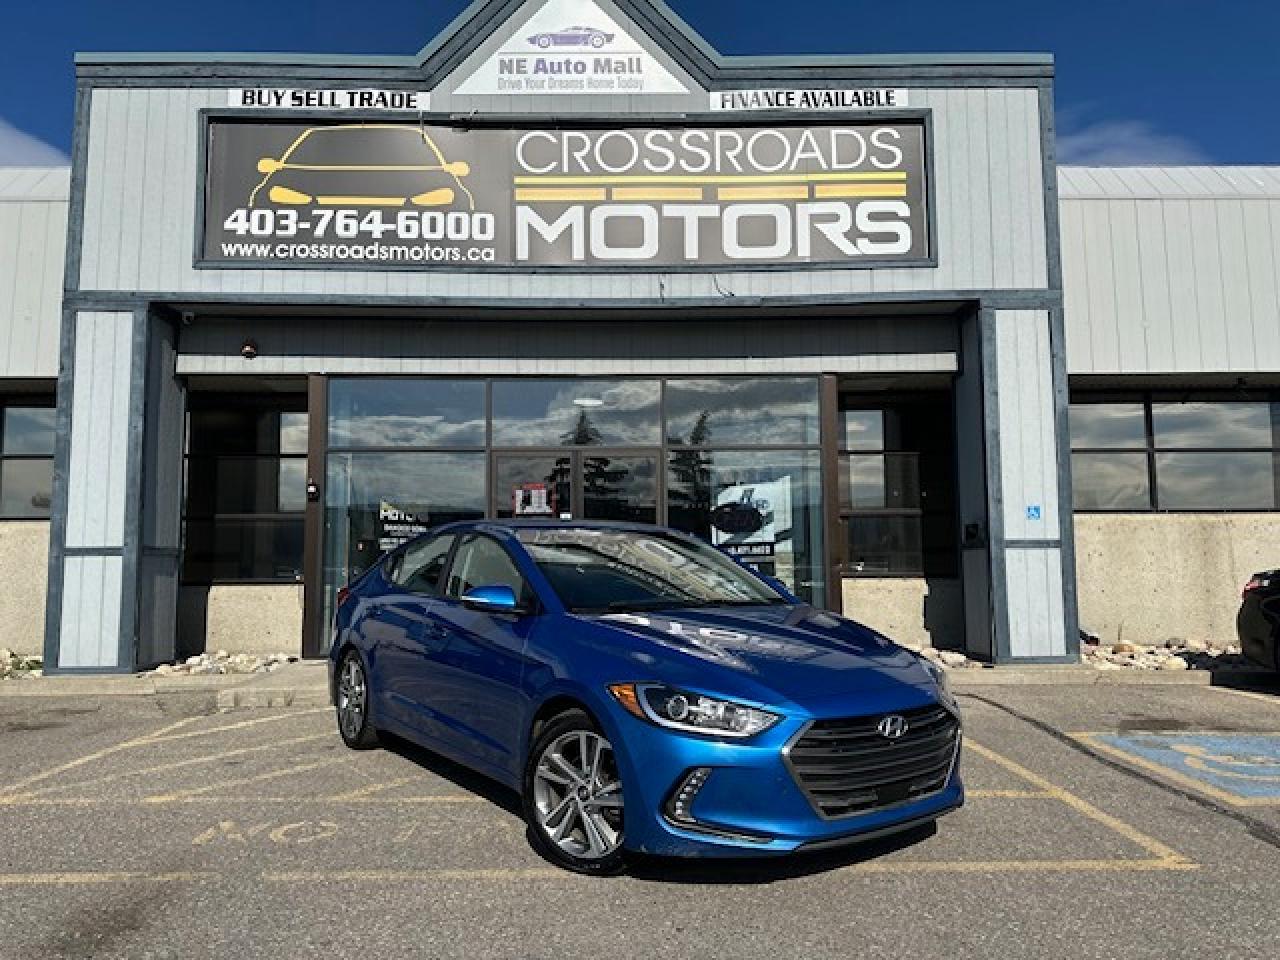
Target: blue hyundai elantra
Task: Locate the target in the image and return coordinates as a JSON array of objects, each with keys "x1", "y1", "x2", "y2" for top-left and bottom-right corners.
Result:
[{"x1": 329, "y1": 521, "x2": 962, "y2": 875}]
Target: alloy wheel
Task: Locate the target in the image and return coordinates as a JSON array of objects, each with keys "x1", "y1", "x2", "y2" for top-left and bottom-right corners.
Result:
[
  {"x1": 532, "y1": 730, "x2": 624, "y2": 860},
  {"x1": 337, "y1": 656, "x2": 367, "y2": 741}
]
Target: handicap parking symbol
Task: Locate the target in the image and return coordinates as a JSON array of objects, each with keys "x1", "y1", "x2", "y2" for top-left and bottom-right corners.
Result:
[{"x1": 1088, "y1": 733, "x2": 1280, "y2": 804}]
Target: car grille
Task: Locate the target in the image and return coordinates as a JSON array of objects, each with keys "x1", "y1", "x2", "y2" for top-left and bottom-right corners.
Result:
[{"x1": 786, "y1": 704, "x2": 960, "y2": 818}]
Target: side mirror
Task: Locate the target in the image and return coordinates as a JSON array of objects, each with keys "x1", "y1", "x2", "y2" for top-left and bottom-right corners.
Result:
[
  {"x1": 257, "y1": 157, "x2": 282, "y2": 175},
  {"x1": 460, "y1": 585, "x2": 523, "y2": 615}
]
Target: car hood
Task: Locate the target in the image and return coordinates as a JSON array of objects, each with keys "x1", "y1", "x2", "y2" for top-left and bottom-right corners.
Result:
[{"x1": 576, "y1": 604, "x2": 941, "y2": 713}]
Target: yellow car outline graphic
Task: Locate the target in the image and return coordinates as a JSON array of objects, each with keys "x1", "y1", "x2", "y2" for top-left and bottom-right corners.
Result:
[{"x1": 249, "y1": 124, "x2": 475, "y2": 210}]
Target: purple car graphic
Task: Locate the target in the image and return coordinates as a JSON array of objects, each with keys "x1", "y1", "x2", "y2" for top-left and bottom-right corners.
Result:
[{"x1": 527, "y1": 25, "x2": 615, "y2": 49}]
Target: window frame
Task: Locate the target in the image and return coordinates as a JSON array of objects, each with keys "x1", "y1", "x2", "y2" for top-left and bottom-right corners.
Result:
[
  {"x1": 0, "y1": 399, "x2": 56, "y2": 522},
  {"x1": 836, "y1": 393, "x2": 958, "y2": 580},
  {"x1": 389, "y1": 532, "x2": 457, "y2": 597},
  {"x1": 442, "y1": 532, "x2": 532, "y2": 607},
  {"x1": 1070, "y1": 391, "x2": 1280, "y2": 514},
  {"x1": 181, "y1": 395, "x2": 309, "y2": 585}
]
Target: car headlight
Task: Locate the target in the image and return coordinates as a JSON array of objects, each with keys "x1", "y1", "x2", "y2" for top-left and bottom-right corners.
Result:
[
  {"x1": 608, "y1": 683, "x2": 780, "y2": 738},
  {"x1": 921, "y1": 657, "x2": 953, "y2": 698}
]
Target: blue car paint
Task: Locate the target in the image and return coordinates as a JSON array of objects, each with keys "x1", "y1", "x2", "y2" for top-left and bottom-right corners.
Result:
[{"x1": 330, "y1": 520, "x2": 963, "y2": 857}]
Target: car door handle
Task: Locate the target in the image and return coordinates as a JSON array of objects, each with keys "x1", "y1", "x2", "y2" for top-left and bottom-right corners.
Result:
[{"x1": 409, "y1": 621, "x2": 448, "y2": 646}]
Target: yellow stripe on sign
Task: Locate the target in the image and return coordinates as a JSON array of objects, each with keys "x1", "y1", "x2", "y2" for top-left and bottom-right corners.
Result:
[
  {"x1": 610, "y1": 187, "x2": 704, "y2": 201},
  {"x1": 513, "y1": 172, "x2": 908, "y2": 185},
  {"x1": 515, "y1": 188, "x2": 608, "y2": 203},
  {"x1": 814, "y1": 184, "x2": 909, "y2": 199},
  {"x1": 316, "y1": 196, "x2": 408, "y2": 206},
  {"x1": 717, "y1": 185, "x2": 810, "y2": 201}
]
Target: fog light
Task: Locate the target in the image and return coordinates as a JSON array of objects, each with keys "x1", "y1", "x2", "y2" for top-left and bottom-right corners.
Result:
[{"x1": 667, "y1": 767, "x2": 711, "y2": 825}]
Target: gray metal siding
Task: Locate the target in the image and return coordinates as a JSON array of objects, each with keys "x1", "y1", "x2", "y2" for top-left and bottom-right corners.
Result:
[
  {"x1": 1061, "y1": 171, "x2": 1280, "y2": 375},
  {"x1": 65, "y1": 312, "x2": 134, "y2": 548},
  {"x1": 174, "y1": 314, "x2": 959, "y2": 375},
  {"x1": 1004, "y1": 546, "x2": 1065, "y2": 659},
  {"x1": 57, "y1": 554, "x2": 123, "y2": 669},
  {"x1": 0, "y1": 170, "x2": 68, "y2": 378},
  {"x1": 995, "y1": 310, "x2": 1059, "y2": 539},
  {"x1": 77, "y1": 85, "x2": 1049, "y2": 298}
]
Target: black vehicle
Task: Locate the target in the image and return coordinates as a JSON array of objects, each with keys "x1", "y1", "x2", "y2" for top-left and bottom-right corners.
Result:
[{"x1": 1238, "y1": 569, "x2": 1280, "y2": 671}]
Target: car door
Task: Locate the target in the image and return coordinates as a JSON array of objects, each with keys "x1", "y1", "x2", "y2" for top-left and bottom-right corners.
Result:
[
  {"x1": 372, "y1": 533, "x2": 457, "y2": 736},
  {"x1": 426, "y1": 533, "x2": 537, "y2": 777}
]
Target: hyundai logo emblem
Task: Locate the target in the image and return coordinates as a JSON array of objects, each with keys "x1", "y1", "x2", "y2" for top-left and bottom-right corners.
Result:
[{"x1": 877, "y1": 715, "x2": 909, "y2": 740}]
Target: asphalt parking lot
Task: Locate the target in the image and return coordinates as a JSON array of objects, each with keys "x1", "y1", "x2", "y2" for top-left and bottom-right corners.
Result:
[{"x1": 3, "y1": 680, "x2": 1280, "y2": 960}]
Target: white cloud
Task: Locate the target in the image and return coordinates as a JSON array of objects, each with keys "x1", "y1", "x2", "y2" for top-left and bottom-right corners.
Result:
[
  {"x1": 0, "y1": 117, "x2": 68, "y2": 166},
  {"x1": 1057, "y1": 119, "x2": 1209, "y2": 166}
]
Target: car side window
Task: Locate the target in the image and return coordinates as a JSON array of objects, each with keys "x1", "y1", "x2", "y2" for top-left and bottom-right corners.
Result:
[
  {"x1": 393, "y1": 534, "x2": 456, "y2": 597},
  {"x1": 445, "y1": 535, "x2": 527, "y2": 601}
]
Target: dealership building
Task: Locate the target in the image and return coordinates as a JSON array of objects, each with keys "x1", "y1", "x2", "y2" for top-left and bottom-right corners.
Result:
[{"x1": 0, "y1": 0, "x2": 1276, "y2": 672}]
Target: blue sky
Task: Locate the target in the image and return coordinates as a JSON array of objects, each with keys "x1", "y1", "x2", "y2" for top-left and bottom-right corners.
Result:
[{"x1": 2, "y1": 0, "x2": 1277, "y2": 166}]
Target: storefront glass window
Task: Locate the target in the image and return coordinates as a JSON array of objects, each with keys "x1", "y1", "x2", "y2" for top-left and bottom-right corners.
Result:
[
  {"x1": 329, "y1": 379, "x2": 485, "y2": 448},
  {"x1": 1071, "y1": 394, "x2": 1280, "y2": 512},
  {"x1": 1152, "y1": 400, "x2": 1276, "y2": 449},
  {"x1": 666, "y1": 377, "x2": 820, "y2": 447},
  {"x1": 1154, "y1": 453, "x2": 1277, "y2": 510},
  {"x1": 1068, "y1": 402, "x2": 1147, "y2": 449},
  {"x1": 318, "y1": 375, "x2": 826, "y2": 649},
  {"x1": 838, "y1": 394, "x2": 957, "y2": 579},
  {"x1": 1070, "y1": 453, "x2": 1150, "y2": 511},
  {"x1": 182, "y1": 398, "x2": 307, "y2": 583},
  {"x1": 322, "y1": 451, "x2": 487, "y2": 633},
  {"x1": 491, "y1": 379, "x2": 660, "y2": 447},
  {"x1": 0, "y1": 404, "x2": 55, "y2": 519},
  {"x1": 666, "y1": 449, "x2": 825, "y2": 607}
]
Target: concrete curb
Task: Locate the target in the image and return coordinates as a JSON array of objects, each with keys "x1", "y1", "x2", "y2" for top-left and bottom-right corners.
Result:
[{"x1": 948, "y1": 666, "x2": 1278, "y2": 686}]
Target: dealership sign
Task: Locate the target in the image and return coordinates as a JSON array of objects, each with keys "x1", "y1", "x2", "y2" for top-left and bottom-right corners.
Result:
[
  {"x1": 202, "y1": 119, "x2": 930, "y2": 268},
  {"x1": 710, "y1": 89, "x2": 910, "y2": 112},
  {"x1": 453, "y1": 0, "x2": 688, "y2": 95}
]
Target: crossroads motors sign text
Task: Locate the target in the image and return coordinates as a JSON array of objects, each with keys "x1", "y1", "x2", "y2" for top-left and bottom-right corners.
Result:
[{"x1": 201, "y1": 120, "x2": 930, "y2": 268}]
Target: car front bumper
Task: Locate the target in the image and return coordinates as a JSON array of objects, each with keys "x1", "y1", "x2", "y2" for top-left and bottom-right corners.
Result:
[{"x1": 598, "y1": 690, "x2": 964, "y2": 857}]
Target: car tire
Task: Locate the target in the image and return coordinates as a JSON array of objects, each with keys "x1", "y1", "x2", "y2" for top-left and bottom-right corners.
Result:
[
  {"x1": 335, "y1": 650, "x2": 379, "y2": 750},
  {"x1": 523, "y1": 708, "x2": 627, "y2": 876},
  {"x1": 537, "y1": 35, "x2": 552, "y2": 48},
  {"x1": 590, "y1": 34, "x2": 605, "y2": 48}
]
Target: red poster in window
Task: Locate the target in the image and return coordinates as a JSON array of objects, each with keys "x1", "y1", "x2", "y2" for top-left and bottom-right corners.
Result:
[{"x1": 513, "y1": 483, "x2": 555, "y2": 517}]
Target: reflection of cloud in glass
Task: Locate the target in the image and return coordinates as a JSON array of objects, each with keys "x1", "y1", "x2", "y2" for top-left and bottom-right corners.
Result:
[
  {"x1": 329, "y1": 380, "x2": 487, "y2": 449},
  {"x1": 1152, "y1": 402, "x2": 1275, "y2": 450},
  {"x1": 1069, "y1": 403, "x2": 1146, "y2": 449},
  {"x1": 841, "y1": 411, "x2": 884, "y2": 451},
  {"x1": 330, "y1": 415, "x2": 486, "y2": 449},
  {"x1": 666, "y1": 378, "x2": 819, "y2": 446},
  {"x1": 1155, "y1": 453, "x2": 1275, "y2": 509},
  {"x1": 326, "y1": 452, "x2": 487, "y2": 519},
  {"x1": 1071, "y1": 453, "x2": 1149, "y2": 509},
  {"x1": 279, "y1": 413, "x2": 309, "y2": 455},
  {"x1": 492, "y1": 380, "x2": 660, "y2": 446}
]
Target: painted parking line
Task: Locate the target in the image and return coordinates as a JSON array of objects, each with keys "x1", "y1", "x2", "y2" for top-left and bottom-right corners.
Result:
[
  {"x1": 964, "y1": 740, "x2": 1193, "y2": 869},
  {"x1": 0, "y1": 872, "x2": 219, "y2": 886},
  {"x1": 1072, "y1": 732, "x2": 1280, "y2": 807},
  {"x1": 0, "y1": 725, "x2": 1197, "y2": 881},
  {"x1": 0, "y1": 709, "x2": 330, "y2": 799}
]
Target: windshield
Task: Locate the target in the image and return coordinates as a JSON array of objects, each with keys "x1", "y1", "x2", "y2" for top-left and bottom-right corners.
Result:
[{"x1": 517, "y1": 528, "x2": 787, "y2": 614}]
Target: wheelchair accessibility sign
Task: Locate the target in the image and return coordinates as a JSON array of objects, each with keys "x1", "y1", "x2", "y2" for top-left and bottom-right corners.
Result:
[{"x1": 1075, "y1": 733, "x2": 1280, "y2": 806}]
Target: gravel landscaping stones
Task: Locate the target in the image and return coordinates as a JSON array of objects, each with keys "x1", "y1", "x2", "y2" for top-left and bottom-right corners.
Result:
[
  {"x1": 0, "y1": 648, "x2": 43, "y2": 680},
  {"x1": 142, "y1": 650, "x2": 298, "y2": 677}
]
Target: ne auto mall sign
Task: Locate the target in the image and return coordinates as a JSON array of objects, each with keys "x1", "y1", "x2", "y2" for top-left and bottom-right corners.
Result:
[{"x1": 202, "y1": 120, "x2": 930, "y2": 269}]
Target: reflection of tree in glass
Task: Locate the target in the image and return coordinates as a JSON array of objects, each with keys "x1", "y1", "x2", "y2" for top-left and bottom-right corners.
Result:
[
  {"x1": 668, "y1": 411, "x2": 713, "y2": 538},
  {"x1": 560, "y1": 410, "x2": 603, "y2": 447}
]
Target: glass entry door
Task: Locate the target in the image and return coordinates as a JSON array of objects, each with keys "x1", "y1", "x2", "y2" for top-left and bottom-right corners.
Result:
[{"x1": 494, "y1": 451, "x2": 658, "y2": 524}]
